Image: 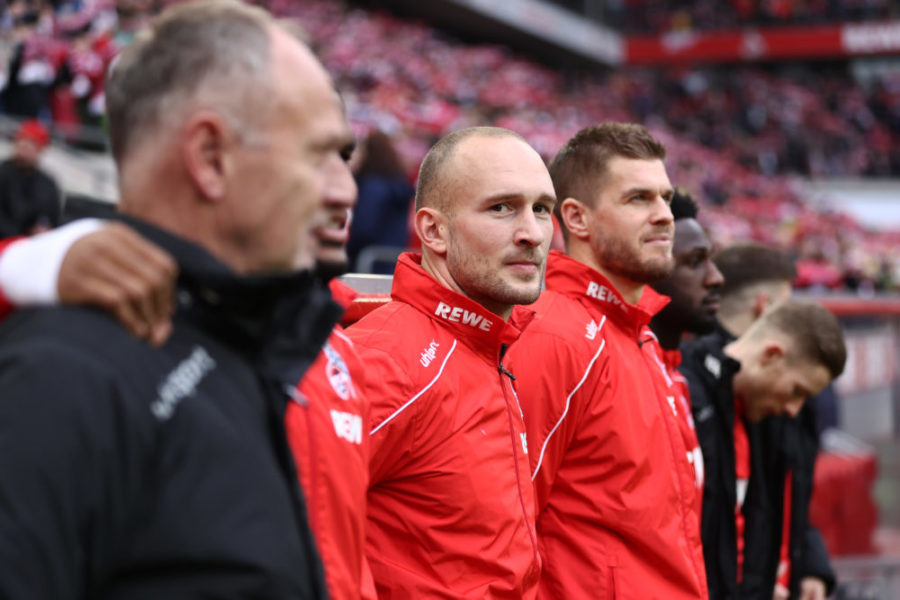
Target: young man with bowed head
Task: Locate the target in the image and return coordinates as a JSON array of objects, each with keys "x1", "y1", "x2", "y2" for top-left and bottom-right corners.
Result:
[
  {"x1": 680, "y1": 297, "x2": 845, "y2": 600},
  {"x1": 0, "y1": 1, "x2": 354, "y2": 597},
  {"x1": 348, "y1": 126, "x2": 555, "y2": 598},
  {"x1": 682, "y1": 244, "x2": 837, "y2": 600},
  {"x1": 508, "y1": 122, "x2": 708, "y2": 599}
]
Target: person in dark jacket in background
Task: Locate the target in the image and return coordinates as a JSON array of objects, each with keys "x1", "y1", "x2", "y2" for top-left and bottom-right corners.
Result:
[
  {"x1": 648, "y1": 188, "x2": 724, "y2": 507},
  {"x1": 0, "y1": 1, "x2": 354, "y2": 598},
  {"x1": 346, "y1": 129, "x2": 414, "y2": 272},
  {"x1": 682, "y1": 244, "x2": 842, "y2": 600},
  {"x1": 0, "y1": 119, "x2": 61, "y2": 236}
]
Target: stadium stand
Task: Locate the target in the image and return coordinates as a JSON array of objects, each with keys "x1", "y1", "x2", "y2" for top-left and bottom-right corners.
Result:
[{"x1": 0, "y1": 0, "x2": 897, "y2": 291}]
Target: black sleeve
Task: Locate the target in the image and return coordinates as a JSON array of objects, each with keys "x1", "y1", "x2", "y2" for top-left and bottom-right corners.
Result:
[
  {"x1": 797, "y1": 524, "x2": 837, "y2": 595},
  {"x1": 0, "y1": 337, "x2": 137, "y2": 600}
]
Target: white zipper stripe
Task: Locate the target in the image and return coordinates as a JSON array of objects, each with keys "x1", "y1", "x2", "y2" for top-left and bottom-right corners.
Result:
[
  {"x1": 369, "y1": 339, "x2": 458, "y2": 435},
  {"x1": 532, "y1": 316, "x2": 607, "y2": 482}
]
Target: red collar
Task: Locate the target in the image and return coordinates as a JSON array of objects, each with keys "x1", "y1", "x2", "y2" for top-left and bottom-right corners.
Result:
[
  {"x1": 391, "y1": 253, "x2": 533, "y2": 360},
  {"x1": 662, "y1": 348, "x2": 682, "y2": 370},
  {"x1": 328, "y1": 278, "x2": 359, "y2": 309},
  {"x1": 544, "y1": 250, "x2": 669, "y2": 330}
]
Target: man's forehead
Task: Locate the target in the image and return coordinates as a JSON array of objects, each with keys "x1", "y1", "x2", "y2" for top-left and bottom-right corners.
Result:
[
  {"x1": 673, "y1": 219, "x2": 711, "y2": 253},
  {"x1": 605, "y1": 156, "x2": 670, "y2": 185}
]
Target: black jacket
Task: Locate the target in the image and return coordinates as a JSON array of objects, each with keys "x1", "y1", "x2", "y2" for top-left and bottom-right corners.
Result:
[
  {"x1": 0, "y1": 158, "x2": 61, "y2": 237},
  {"x1": 0, "y1": 218, "x2": 340, "y2": 599},
  {"x1": 681, "y1": 322, "x2": 835, "y2": 599}
]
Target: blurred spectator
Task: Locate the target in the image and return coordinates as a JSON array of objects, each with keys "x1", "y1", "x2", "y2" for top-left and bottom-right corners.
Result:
[
  {"x1": 346, "y1": 129, "x2": 414, "y2": 272},
  {"x1": 0, "y1": 118, "x2": 60, "y2": 236}
]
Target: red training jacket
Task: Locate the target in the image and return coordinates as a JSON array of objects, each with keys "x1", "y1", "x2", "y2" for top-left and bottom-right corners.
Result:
[
  {"x1": 0, "y1": 237, "x2": 23, "y2": 321},
  {"x1": 663, "y1": 348, "x2": 706, "y2": 519},
  {"x1": 348, "y1": 253, "x2": 541, "y2": 599},
  {"x1": 284, "y1": 278, "x2": 376, "y2": 600},
  {"x1": 508, "y1": 251, "x2": 708, "y2": 600}
]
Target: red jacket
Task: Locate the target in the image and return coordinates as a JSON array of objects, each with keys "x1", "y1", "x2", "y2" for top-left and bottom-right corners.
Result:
[
  {"x1": 0, "y1": 237, "x2": 22, "y2": 321},
  {"x1": 663, "y1": 348, "x2": 706, "y2": 519},
  {"x1": 348, "y1": 253, "x2": 540, "y2": 599},
  {"x1": 508, "y1": 251, "x2": 708, "y2": 600},
  {"x1": 284, "y1": 279, "x2": 376, "y2": 600}
]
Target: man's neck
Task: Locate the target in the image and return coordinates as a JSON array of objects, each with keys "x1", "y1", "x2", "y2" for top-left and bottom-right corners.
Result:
[
  {"x1": 420, "y1": 252, "x2": 513, "y2": 321},
  {"x1": 717, "y1": 312, "x2": 751, "y2": 338}
]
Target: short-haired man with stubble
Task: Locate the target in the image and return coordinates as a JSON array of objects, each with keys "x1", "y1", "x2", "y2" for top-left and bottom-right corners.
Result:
[
  {"x1": 0, "y1": 2, "x2": 355, "y2": 597},
  {"x1": 508, "y1": 122, "x2": 709, "y2": 599},
  {"x1": 680, "y1": 295, "x2": 845, "y2": 600},
  {"x1": 348, "y1": 126, "x2": 555, "y2": 598},
  {"x1": 683, "y1": 243, "x2": 837, "y2": 600}
]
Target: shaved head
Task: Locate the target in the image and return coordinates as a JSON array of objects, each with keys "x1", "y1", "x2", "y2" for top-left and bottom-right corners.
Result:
[{"x1": 415, "y1": 127, "x2": 528, "y2": 213}]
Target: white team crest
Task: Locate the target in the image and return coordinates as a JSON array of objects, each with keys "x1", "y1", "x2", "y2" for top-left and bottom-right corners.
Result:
[
  {"x1": 585, "y1": 320, "x2": 599, "y2": 340},
  {"x1": 323, "y1": 341, "x2": 355, "y2": 401}
]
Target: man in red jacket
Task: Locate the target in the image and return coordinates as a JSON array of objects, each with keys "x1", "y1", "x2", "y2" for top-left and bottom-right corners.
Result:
[
  {"x1": 508, "y1": 122, "x2": 708, "y2": 599},
  {"x1": 348, "y1": 126, "x2": 554, "y2": 598}
]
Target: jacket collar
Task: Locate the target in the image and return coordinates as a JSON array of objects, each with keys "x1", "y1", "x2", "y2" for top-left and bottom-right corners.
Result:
[
  {"x1": 391, "y1": 252, "x2": 533, "y2": 361},
  {"x1": 544, "y1": 250, "x2": 670, "y2": 332},
  {"x1": 662, "y1": 348, "x2": 682, "y2": 370},
  {"x1": 117, "y1": 216, "x2": 342, "y2": 390}
]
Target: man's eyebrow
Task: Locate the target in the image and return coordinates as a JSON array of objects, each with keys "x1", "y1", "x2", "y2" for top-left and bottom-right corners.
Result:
[
  {"x1": 482, "y1": 192, "x2": 557, "y2": 204},
  {"x1": 620, "y1": 186, "x2": 674, "y2": 200}
]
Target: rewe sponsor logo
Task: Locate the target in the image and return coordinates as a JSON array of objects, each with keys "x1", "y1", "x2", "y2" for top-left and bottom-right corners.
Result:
[
  {"x1": 330, "y1": 409, "x2": 362, "y2": 445},
  {"x1": 420, "y1": 340, "x2": 440, "y2": 367},
  {"x1": 585, "y1": 281, "x2": 625, "y2": 310},
  {"x1": 435, "y1": 302, "x2": 493, "y2": 332},
  {"x1": 151, "y1": 346, "x2": 216, "y2": 421}
]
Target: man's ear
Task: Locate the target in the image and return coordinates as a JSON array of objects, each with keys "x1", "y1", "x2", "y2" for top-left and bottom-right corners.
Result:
[
  {"x1": 414, "y1": 207, "x2": 448, "y2": 256},
  {"x1": 559, "y1": 198, "x2": 590, "y2": 241},
  {"x1": 753, "y1": 290, "x2": 771, "y2": 318},
  {"x1": 181, "y1": 110, "x2": 232, "y2": 202},
  {"x1": 759, "y1": 340, "x2": 786, "y2": 366}
]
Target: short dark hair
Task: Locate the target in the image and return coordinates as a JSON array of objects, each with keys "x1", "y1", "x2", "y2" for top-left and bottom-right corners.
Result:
[
  {"x1": 105, "y1": 0, "x2": 275, "y2": 162},
  {"x1": 550, "y1": 122, "x2": 666, "y2": 238},
  {"x1": 715, "y1": 244, "x2": 796, "y2": 297},
  {"x1": 414, "y1": 126, "x2": 525, "y2": 212},
  {"x1": 670, "y1": 187, "x2": 698, "y2": 221},
  {"x1": 757, "y1": 300, "x2": 847, "y2": 379}
]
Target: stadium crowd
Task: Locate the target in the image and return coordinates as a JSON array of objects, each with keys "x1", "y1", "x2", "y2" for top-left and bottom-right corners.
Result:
[
  {"x1": 1, "y1": 0, "x2": 898, "y2": 291},
  {"x1": 548, "y1": 0, "x2": 897, "y2": 33},
  {"x1": 0, "y1": 1, "x2": 872, "y2": 599}
]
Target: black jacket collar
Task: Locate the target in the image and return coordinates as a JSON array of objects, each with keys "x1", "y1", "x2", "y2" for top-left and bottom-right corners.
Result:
[{"x1": 117, "y1": 216, "x2": 342, "y2": 390}]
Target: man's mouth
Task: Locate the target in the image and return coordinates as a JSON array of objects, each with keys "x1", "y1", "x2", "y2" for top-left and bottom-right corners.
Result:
[{"x1": 315, "y1": 208, "x2": 352, "y2": 244}]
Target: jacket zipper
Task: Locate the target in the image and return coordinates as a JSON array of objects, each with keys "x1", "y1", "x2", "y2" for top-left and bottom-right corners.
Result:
[{"x1": 498, "y1": 348, "x2": 540, "y2": 569}]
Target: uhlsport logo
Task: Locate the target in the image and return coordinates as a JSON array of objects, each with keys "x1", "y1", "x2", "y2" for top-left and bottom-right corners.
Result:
[
  {"x1": 435, "y1": 301, "x2": 493, "y2": 332},
  {"x1": 151, "y1": 346, "x2": 216, "y2": 421},
  {"x1": 585, "y1": 281, "x2": 625, "y2": 310},
  {"x1": 323, "y1": 341, "x2": 355, "y2": 401},
  {"x1": 420, "y1": 340, "x2": 440, "y2": 367}
]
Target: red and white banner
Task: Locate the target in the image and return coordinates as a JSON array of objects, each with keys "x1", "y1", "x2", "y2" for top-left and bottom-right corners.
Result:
[{"x1": 626, "y1": 20, "x2": 900, "y2": 65}]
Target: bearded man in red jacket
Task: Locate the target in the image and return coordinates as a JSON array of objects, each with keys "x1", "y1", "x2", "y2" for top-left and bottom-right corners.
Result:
[
  {"x1": 508, "y1": 122, "x2": 709, "y2": 599},
  {"x1": 348, "y1": 126, "x2": 555, "y2": 598}
]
